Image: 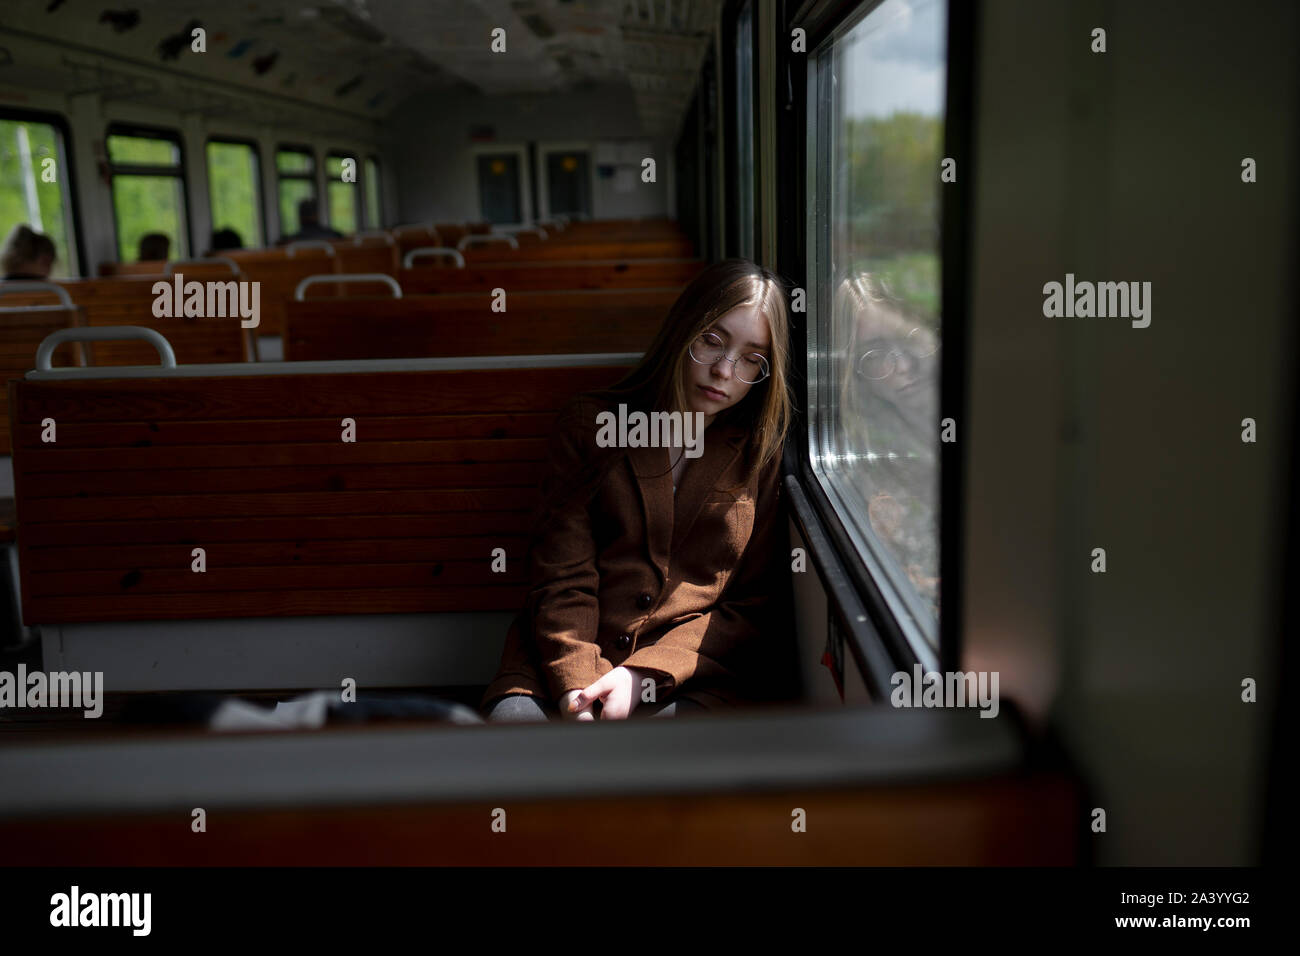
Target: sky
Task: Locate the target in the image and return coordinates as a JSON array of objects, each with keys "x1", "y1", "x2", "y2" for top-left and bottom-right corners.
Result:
[{"x1": 839, "y1": 0, "x2": 947, "y2": 120}]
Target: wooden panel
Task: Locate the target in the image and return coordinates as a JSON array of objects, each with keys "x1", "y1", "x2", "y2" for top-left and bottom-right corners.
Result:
[
  {"x1": 398, "y1": 258, "x2": 704, "y2": 293},
  {"x1": 284, "y1": 289, "x2": 677, "y2": 361},
  {"x1": 0, "y1": 771, "x2": 1080, "y2": 865},
  {"x1": 333, "y1": 244, "x2": 399, "y2": 275},
  {"x1": 1, "y1": 306, "x2": 84, "y2": 454},
  {"x1": 8, "y1": 280, "x2": 250, "y2": 366},
  {"x1": 461, "y1": 238, "x2": 694, "y2": 262},
  {"x1": 10, "y1": 365, "x2": 630, "y2": 624}
]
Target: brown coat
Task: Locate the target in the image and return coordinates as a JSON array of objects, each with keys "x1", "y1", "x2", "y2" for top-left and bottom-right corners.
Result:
[{"x1": 481, "y1": 394, "x2": 792, "y2": 713}]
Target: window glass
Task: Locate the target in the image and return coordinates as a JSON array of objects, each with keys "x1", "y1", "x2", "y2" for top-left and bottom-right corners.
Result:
[
  {"x1": 276, "y1": 150, "x2": 314, "y2": 176},
  {"x1": 0, "y1": 116, "x2": 79, "y2": 277},
  {"x1": 364, "y1": 157, "x2": 382, "y2": 229},
  {"x1": 276, "y1": 148, "x2": 316, "y2": 238},
  {"x1": 734, "y1": 0, "x2": 754, "y2": 258},
  {"x1": 812, "y1": 0, "x2": 947, "y2": 646},
  {"x1": 325, "y1": 155, "x2": 357, "y2": 234},
  {"x1": 108, "y1": 131, "x2": 187, "y2": 261},
  {"x1": 206, "y1": 141, "x2": 262, "y2": 248}
]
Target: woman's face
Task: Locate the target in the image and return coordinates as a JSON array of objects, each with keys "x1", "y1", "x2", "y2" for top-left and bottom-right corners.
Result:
[{"x1": 680, "y1": 301, "x2": 772, "y2": 426}]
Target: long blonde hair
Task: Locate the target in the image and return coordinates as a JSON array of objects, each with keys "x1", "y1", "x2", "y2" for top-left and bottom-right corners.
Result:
[{"x1": 537, "y1": 259, "x2": 793, "y2": 527}]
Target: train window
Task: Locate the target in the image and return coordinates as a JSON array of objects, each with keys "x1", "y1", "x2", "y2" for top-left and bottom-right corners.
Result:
[
  {"x1": 0, "y1": 112, "x2": 80, "y2": 277},
  {"x1": 106, "y1": 128, "x2": 188, "y2": 261},
  {"x1": 276, "y1": 147, "x2": 317, "y2": 237},
  {"x1": 206, "y1": 140, "x2": 263, "y2": 248},
  {"x1": 733, "y1": 0, "x2": 755, "y2": 258},
  {"x1": 808, "y1": 0, "x2": 947, "y2": 650},
  {"x1": 325, "y1": 153, "x2": 359, "y2": 234},
  {"x1": 364, "y1": 156, "x2": 383, "y2": 229}
]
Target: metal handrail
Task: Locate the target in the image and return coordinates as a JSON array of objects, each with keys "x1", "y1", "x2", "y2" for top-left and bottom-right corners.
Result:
[
  {"x1": 402, "y1": 247, "x2": 466, "y2": 268},
  {"x1": 0, "y1": 281, "x2": 74, "y2": 310},
  {"x1": 353, "y1": 231, "x2": 396, "y2": 246},
  {"x1": 36, "y1": 326, "x2": 177, "y2": 370},
  {"x1": 293, "y1": 273, "x2": 403, "y2": 300},
  {"x1": 285, "y1": 240, "x2": 337, "y2": 258}
]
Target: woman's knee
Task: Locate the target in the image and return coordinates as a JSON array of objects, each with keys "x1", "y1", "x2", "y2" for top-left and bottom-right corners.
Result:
[{"x1": 484, "y1": 693, "x2": 552, "y2": 723}]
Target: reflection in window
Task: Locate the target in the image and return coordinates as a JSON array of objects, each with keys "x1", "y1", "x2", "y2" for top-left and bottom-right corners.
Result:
[
  {"x1": 325, "y1": 154, "x2": 358, "y2": 235},
  {"x1": 108, "y1": 131, "x2": 188, "y2": 261},
  {"x1": 734, "y1": 0, "x2": 754, "y2": 258},
  {"x1": 811, "y1": 0, "x2": 946, "y2": 647},
  {"x1": 206, "y1": 141, "x2": 262, "y2": 248},
  {"x1": 364, "y1": 157, "x2": 382, "y2": 229},
  {"x1": 0, "y1": 116, "x2": 79, "y2": 277},
  {"x1": 276, "y1": 148, "x2": 316, "y2": 237}
]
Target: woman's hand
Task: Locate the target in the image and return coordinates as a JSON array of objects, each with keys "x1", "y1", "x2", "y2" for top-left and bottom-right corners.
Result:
[
  {"x1": 559, "y1": 688, "x2": 596, "y2": 721},
  {"x1": 569, "y1": 666, "x2": 652, "y2": 720}
]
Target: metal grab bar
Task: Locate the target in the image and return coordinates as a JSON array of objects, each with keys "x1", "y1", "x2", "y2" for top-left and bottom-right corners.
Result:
[
  {"x1": 286, "y1": 240, "x2": 338, "y2": 258},
  {"x1": 456, "y1": 234, "x2": 518, "y2": 251},
  {"x1": 293, "y1": 273, "x2": 403, "y2": 300},
  {"x1": 498, "y1": 226, "x2": 548, "y2": 240},
  {"x1": 0, "y1": 281, "x2": 75, "y2": 310},
  {"x1": 402, "y1": 247, "x2": 466, "y2": 268},
  {"x1": 353, "y1": 231, "x2": 396, "y2": 246},
  {"x1": 165, "y1": 257, "x2": 239, "y2": 276},
  {"x1": 391, "y1": 223, "x2": 437, "y2": 236},
  {"x1": 535, "y1": 217, "x2": 565, "y2": 232},
  {"x1": 36, "y1": 326, "x2": 177, "y2": 370}
]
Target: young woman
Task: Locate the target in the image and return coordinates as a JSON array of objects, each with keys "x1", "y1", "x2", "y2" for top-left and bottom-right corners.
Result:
[{"x1": 481, "y1": 258, "x2": 795, "y2": 722}]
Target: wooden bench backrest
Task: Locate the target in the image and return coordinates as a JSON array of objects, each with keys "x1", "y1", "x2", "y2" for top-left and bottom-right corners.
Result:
[
  {"x1": 0, "y1": 305, "x2": 85, "y2": 455},
  {"x1": 460, "y1": 237, "x2": 694, "y2": 262},
  {"x1": 283, "y1": 289, "x2": 676, "y2": 361},
  {"x1": 1, "y1": 282, "x2": 248, "y2": 366},
  {"x1": 9, "y1": 362, "x2": 631, "y2": 625},
  {"x1": 397, "y1": 258, "x2": 704, "y2": 294}
]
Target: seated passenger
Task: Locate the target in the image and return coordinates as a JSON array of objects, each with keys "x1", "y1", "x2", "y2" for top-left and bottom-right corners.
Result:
[
  {"x1": 280, "y1": 199, "x2": 344, "y2": 243},
  {"x1": 209, "y1": 227, "x2": 243, "y2": 252},
  {"x1": 137, "y1": 232, "x2": 170, "y2": 261},
  {"x1": 0, "y1": 224, "x2": 56, "y2": 280},
  {"x1": 482, "y1": 259, "x2": 796, "y2": 723}
]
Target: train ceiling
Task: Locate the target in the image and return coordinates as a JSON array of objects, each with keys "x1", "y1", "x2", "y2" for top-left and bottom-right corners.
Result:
[{"x1": 0, "y1": 0, "x2": 719, "y2": 138}]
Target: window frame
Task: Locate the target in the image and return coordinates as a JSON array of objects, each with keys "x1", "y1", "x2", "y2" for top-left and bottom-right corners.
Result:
[
  {"x1": 275, "y1": 144, "x2": 318, "y2": 238},
  {"x1": 105, "y1": 122, "x2": 190, "y2": 262},
  {"x1": 324, "y1": 150, "x2": 360, "y2": 233},
  {"x1": 364, "y1": 155, "x2": 384, "y2": 230},
  {"x1": 723, "y1": 0, "x2": 759, "y2": 259},
  {"x1": 0, "y1": 105, "x2": 86, "y2": 278},
  {"x1": 781, "y1": 0, "x2": 978, "y2": 688},
  {"x1": 204, "y1": 135, "x2": 266, "y2": 249}
]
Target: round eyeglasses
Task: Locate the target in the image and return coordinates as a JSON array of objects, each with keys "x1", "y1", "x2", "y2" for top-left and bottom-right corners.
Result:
[{"x1": 688, "y1": 331, "x2": 770, "y2": 384}]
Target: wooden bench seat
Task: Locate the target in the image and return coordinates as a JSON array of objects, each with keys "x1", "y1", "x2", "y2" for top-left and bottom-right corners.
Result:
[{"x1": 283, "y1": 288, "x2": 678, "y2": 360}]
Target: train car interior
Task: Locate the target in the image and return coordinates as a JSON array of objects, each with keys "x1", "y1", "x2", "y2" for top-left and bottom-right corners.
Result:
[{"x1": 0, "y1": 0, "x2": 1294, "y2": 869}]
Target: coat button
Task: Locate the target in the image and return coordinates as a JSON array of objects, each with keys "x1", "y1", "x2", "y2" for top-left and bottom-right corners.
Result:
[
  {"x1": 616, "y1": 634, "x2": 632, "y2": 649},
  {"x1": 636, "y1": 592, "x2": 653, "y2": 609}
]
